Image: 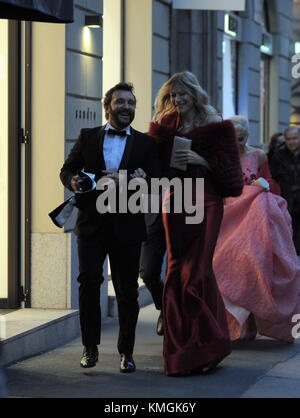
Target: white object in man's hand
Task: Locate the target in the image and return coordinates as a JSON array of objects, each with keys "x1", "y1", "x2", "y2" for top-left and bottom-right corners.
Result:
[{"x1": 71, "y1": 171, "x2": 96, "y2": 193}]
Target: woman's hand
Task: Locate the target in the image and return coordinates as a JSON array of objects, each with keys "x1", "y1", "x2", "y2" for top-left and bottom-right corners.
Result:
[
  {"x1": 251, "y1": 178, "x2": 270, "y2": 192},
  {"x1": 174, "y1": 150, "x2": 210, "y2": 169}
]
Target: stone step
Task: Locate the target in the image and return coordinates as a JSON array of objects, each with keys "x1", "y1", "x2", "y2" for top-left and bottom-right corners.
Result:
[
  {"x1": 0, "y1": 309, "x2": 80, "y2": 367},
  {"x1": 0, "y1": 280, "x2": 154, "y2": 367}
]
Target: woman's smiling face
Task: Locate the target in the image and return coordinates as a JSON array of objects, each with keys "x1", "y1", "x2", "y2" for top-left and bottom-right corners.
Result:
[{"x1": 170, "y1": 86, "x2": 194, "y2": 116}]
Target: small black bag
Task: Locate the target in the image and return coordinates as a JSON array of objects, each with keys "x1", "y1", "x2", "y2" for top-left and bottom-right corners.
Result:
[
  {"x1": 48, "y1": 196, "x2": 76, "y2": 228},
  {"x1": 49, "y1": 171, "x2": 96, "y2": 227}
]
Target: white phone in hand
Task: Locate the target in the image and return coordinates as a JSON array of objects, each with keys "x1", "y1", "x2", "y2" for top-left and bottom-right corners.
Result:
[{"x1": 170, "y1": 136, "x2": 192, "y2": 171}]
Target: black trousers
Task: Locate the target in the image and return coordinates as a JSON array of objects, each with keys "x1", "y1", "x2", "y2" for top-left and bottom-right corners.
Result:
[
  {"x1": 77, "y1": 217, "x2": 140, "y2": 355},
  {"x1": 139, "y1": 214, "x2": 166, "y2": 310}
]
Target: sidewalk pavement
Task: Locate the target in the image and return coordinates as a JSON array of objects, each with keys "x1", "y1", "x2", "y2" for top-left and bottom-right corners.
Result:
[{"x1": 3, "y1": 303, "x2": 300, "y2": 398}]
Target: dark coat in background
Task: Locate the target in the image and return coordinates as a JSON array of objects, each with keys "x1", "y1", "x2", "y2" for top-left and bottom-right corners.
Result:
[{"x1": 270, "y1": 145, "x2": 300, "y2": 254}]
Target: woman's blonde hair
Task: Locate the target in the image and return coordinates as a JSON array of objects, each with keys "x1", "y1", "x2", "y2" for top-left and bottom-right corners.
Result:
[
  {"x1": 153, "y1": 71, "x2": 217, "y2": 125},
  {"x1": 229, "y1": 115, "x2": 250, "y2": 136}
]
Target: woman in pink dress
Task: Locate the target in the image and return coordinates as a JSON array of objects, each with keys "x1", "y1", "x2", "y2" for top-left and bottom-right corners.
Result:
[{"x1": 213, "y1": 116, "x2": 300, "y2": 343}]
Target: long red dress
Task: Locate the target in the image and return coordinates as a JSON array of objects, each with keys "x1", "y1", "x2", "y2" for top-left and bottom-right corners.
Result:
[{"x1": 149, "y1": 113, "x2": 244, "y2": 375}]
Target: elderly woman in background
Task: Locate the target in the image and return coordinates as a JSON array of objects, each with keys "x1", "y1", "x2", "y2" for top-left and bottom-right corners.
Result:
[
  {"x1": 148, "y1": 71, "x2": 243, "y2": 376},
  {"x1": 213, "y1": 116, "x2": 300, "y2": 343}
]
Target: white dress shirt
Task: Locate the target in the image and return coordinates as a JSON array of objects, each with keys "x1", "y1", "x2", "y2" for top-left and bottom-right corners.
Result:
[{"x1": 103, "y1": 123, "x2": 131, "y2": 171}]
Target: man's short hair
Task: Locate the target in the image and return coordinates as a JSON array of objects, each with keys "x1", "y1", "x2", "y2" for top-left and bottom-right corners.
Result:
[
  {"x1": 103, "y1": 82, "x2": 136, "y2": 108},
  {"x1": 284, "y1": 126, "x2": 300, "y2": 137}
]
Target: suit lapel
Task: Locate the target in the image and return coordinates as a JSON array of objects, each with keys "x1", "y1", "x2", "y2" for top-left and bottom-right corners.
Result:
[
  {"x1": 97, "y1": 126, "x2": 106, "y2": 171},
  {"x1": 119, "y1": 127, "x2": 135, "y2": 170}
]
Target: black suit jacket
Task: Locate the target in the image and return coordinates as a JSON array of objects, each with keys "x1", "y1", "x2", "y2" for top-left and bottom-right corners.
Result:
[{"x1": 60, "y1": 126, "x2": 161, "y2": 244}]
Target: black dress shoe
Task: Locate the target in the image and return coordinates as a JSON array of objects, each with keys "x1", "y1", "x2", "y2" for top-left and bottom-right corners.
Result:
[
  {"x1": 80, "y1": 346, "x2": 99, "y2": 368},
  {"x1": 120, "y1": 354, "x2": 136, "y2": 373},
  {"x1": 156, "y1": 311, "x2": 163, "y2": 336}
]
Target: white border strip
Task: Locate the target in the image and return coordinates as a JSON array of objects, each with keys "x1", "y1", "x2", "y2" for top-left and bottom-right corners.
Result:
[{"x1": 173, "y1": 0, "x2": 245, "y2": 11}]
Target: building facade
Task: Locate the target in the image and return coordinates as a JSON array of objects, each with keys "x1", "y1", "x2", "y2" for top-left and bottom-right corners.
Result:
[
  {"x1": 292, "y1": 0, "x2": 300, "y2": 126},
  {"x1": 171, "y1": 0, "x2": 294, "y2": 145},
  {"x1": 0, "y1": 0, "x2": 295, "y2": 315}
]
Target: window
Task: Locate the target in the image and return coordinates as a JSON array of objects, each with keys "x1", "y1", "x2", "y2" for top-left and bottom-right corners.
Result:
[
  {"x1": 222, "y1": 35, "x2": 238, "y2": 119},
  {"x1": 259, "y1": 1, "x2": 272, "y2": 145},
  {"x1": 260, "y1": 54, "x2": 270, "y2": 145}
]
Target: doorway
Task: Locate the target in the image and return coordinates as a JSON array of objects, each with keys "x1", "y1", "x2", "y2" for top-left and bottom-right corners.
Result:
[{"x1": 0, "y1": 20, "x2": 31, "y2": 309}]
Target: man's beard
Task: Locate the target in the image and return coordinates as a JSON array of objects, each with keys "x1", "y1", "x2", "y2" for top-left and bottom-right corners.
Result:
[{"x1": 109, "y1": 108, "x2": 135, "y2": 129}]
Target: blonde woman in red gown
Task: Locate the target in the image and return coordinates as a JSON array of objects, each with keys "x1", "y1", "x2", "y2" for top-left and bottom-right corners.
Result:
[
  {"x1": 149, "y1": 72, "x2": 244, "y2": 376},
  {"x1": 213, "y1": 116, "x2": 300, "y2": 343}
]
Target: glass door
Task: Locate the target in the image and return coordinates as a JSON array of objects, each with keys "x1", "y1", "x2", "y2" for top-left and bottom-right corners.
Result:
[
  {"x1": 0, "y1": 20, "x2": 9, "y2": 305},
  {"x1": 0, "y1": 20, "x2": 22, "y2": 309}
]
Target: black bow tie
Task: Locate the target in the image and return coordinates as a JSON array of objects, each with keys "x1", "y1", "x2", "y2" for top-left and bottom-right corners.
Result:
[{"x1": 107, "y1": 129, "x2": 127, "y2": 137}]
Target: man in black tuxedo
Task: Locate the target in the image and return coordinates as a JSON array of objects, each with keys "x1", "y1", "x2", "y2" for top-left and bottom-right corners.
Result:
[{"x1": 60, "y1": 82, "x2": 161, "y2": 372}]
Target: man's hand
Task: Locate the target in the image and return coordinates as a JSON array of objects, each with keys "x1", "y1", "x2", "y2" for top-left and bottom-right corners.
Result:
[
  {"x1": 130, "y1": 168, "x2": 147, "y2": 186},
  {"x1": 71, "y1": 175, "x2": 80, "y2": 192},
  {"x1": 102, "y1": 170, "x2": 127, "y2": 185},
  {"x1": 130, "y1": 168, "x2": 147, "y2": 179}
]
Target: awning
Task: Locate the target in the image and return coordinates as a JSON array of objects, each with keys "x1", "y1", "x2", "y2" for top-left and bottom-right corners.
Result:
[
  {"x1": 0, "y1": 0, "x2": 73, "y2": 23},
  {"x1": 173, "y1": 0, "x2": 245, "y2": 11}
]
